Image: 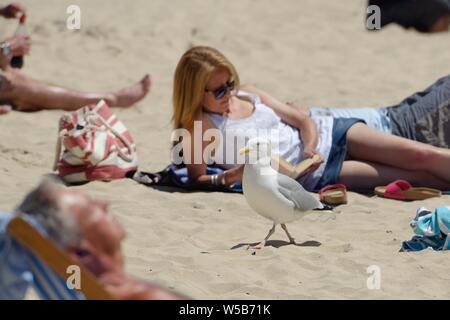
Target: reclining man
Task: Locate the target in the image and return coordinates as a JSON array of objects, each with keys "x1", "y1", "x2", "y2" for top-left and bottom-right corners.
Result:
[
  {"x1": 0, "y1": 2, "x2": 150, "y2": 115},
  {"x1": 0, "y1": 178, "x2": 186, "y2": 300}
]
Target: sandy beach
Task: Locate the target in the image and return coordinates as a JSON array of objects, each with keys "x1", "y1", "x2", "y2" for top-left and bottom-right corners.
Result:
[{"x1": 1, "y1": 0, "x2": 450, "y2": 299}]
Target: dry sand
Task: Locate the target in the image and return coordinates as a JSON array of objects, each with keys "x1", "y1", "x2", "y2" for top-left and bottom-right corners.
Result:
[{"x1": 1, "y1": 0, "x2": 449, "y2": 299}]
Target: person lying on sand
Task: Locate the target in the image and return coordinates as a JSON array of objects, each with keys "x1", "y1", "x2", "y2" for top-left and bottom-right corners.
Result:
[
  {"x1": 287, "y1": 73, "x2": 450, "y2": 149},
  {"x1": 0, "y1": 2, "x2": 150, "y2": 115},
  {"x1": 367, "y1": 0, "x2": 450, "y2": 33},
  {"x1": 0, "y1": 178, "x2": 186, "y2": 300},
  {"x1": 171, "y1": 46, "x2": 450, "y2": 192}
]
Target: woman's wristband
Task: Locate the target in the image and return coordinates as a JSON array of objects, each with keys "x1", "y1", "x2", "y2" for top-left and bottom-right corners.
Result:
[
  {"x1": 210, "y1": 174, "x2": 217, "y2": 186},
  {"x1": 221, "y1": 172, "x2": 227, "y2": 186},
  {"x1": 210, "y1": 172, "x2": 227, "y2": 186}
]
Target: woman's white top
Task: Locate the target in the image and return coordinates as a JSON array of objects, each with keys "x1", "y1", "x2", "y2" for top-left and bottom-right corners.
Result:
[
  {"x1": 310, "y1": 106, "x2": 391, "y2": 133},
  {"x1": 207, "y1": 91, "x2": 333, "y2": 191}
]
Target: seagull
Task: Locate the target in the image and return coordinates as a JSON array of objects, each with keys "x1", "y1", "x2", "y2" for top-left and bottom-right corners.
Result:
[{"x1": 240, "y1": 137, "x2": 327, "y2": 250}]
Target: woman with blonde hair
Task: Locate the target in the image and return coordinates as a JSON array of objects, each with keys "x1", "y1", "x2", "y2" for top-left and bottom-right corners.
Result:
[{"x1": 172, "y1": 46, "x2": 450, "y2": 192}]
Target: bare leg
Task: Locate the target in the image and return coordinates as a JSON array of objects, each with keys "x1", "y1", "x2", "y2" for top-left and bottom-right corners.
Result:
[
  {"x1": 339, "y1": 160, "x2": 450, "y2": 191},
  {"x1": 248, "y1": 222, "x2": 276, "y2": 250},
  {"x1": 2, "y1": 68, "x2": 151, "y2": 111},
  {"x1": 346, "y1": 123, "x2": 450, "y2": 183},
  {"x1": 281, "y1": 224, "x2": 296, "y2": 244}
]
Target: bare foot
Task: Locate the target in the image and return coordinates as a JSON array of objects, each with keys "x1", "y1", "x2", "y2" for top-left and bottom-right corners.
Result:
[
  {"x1": 113, "y1": 74, "x2": 151, "y2": 108},
  {"x1": 0, "y1": 105, "x2": 12, "y2": 115}
]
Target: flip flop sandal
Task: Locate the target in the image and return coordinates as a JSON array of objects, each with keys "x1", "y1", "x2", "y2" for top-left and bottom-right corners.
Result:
[
  {"x1": 319, "y1": 184, "x2": 348, "y2": 205},
  {"x1": 374, "y1": 180, "x2": 441, "y2": 201}
]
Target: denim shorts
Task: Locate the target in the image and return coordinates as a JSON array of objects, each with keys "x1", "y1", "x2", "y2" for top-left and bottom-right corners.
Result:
[{"x1": 315, "y1": 118, "x2": 365, "y2": 190}]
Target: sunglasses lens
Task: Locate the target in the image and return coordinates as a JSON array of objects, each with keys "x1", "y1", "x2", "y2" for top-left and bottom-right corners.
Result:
[
  {"x1": 213, "y1": 86, "x2": 226, "y2": 99},
  {"x1": 207, "y1": 80, "x2": 235, "y2": 100}
]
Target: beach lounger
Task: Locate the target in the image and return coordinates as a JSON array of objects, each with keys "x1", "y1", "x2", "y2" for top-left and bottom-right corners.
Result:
[{"x1": 4, "y1": 216, "x2": 113, "y2": 300}]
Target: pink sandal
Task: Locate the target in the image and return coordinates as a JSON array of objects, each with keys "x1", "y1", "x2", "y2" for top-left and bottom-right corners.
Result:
[
  {"x1": 374, "y1": 180, "x2": 441, "y2": 201},
  {"x1": 319, "y1": 184, "x2": 348, "y2": 205}
]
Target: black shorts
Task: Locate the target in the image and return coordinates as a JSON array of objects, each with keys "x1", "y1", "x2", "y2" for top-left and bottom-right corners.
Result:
[{"x1": 387, "y1": 74, "x2": 450, "y2": 148}]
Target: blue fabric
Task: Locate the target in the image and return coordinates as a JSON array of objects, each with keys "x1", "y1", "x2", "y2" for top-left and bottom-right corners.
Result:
[
  {"x1": 315, "y1": 118, "x2": 365, "y2": 191},
  {"x1": 401, "y1": 206, "x2": 450, "y2": 252},
  {"x1": 0, "y1": 212, "x2": 84, "y2": 300},
  {"x1": 173, "y1": 166, "x2": 242, "y2": 192},
  {"x1": 0, "y1": 213, "x2": 33, "y2": 299},
  {"x1": 133, "y1": 164, "x2": 243, "y2": 193}
]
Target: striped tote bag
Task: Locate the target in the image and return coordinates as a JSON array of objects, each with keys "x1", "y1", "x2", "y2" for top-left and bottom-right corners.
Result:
[{"x1": 55, "y1": 100, "x2": 138, "y2": 183}]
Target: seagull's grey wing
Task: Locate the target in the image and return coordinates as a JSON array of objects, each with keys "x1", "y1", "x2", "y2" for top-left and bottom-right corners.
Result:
[{"x1": 277, "y1": 173, "x2": 323, "y2": 211}]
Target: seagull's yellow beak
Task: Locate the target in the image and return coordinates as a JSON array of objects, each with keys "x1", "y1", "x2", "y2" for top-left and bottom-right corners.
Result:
[{"x1": 239, "y1": 147, "x2": 252, "y2": 155}]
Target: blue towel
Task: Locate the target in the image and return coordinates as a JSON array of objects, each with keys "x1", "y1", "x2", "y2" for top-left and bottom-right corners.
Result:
[
  {"x1": 131, "y1": 164, "x2": 243, "y2": 193},
  {"x1": 401, "y1": 206, "x2": 450, "y2": 252}
]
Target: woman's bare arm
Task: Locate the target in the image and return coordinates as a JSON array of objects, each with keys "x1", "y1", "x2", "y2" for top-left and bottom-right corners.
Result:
[
  {"x1": 185, "y1": 112, "x2": 244, "y2": 186},
  {"x1": 240, "y1": 84, "x2": 319, "y2": 157}
]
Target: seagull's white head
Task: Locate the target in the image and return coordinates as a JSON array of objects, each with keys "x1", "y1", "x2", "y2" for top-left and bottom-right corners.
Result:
[{"x1": 239, "y1": 137, "x2": 272, "y2": 164}]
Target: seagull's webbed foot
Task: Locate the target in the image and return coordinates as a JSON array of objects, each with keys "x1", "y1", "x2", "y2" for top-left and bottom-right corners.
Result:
[
  {"x1": 281, "y1": 224, "x2": 296, "y2": 245},
  {"x1": 247, "y1": 222, "x2": 277, "y2": 252},
  {"x1": 247, "y1": 240, "x2": 267, "y2": 251}
]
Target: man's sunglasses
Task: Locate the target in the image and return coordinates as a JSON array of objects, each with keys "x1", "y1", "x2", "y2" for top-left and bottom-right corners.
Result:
[{"x1": 205, "y1": 80, "x2": 235, "y2": 100}]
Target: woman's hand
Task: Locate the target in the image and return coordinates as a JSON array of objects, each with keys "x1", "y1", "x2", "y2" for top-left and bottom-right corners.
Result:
[
  {"x1": 223, "y1": 165, "x2": 244, "y2": 185},
  {"x1": 303, "y1": 147, "x2": 324, "y2": 173},
  {"x1": 7, "y1": 35, "x2": 31, "y2": 56}
]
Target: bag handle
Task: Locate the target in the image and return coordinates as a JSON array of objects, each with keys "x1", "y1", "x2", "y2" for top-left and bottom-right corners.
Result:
[
  {"x1": 54, "y1": 107, "x2": 136, "y2": 169},
  {"x1": 87, "y1": 112, "x2": 135, "y2": 163}
]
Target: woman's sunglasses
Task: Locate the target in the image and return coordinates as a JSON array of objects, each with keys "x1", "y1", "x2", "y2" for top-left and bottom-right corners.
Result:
[{"x1": 205, "y1": 80, "x2": 235, "y2": 100}]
